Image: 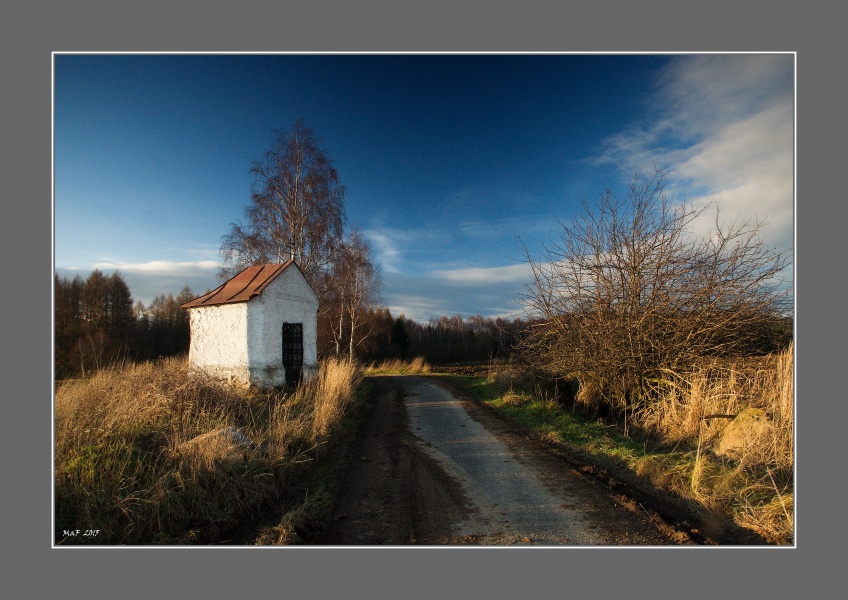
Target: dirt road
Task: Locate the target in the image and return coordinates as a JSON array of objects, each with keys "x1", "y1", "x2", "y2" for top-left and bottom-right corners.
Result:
[{"x1": 314, "y1": 375, "x2": 693, "y2": 546}]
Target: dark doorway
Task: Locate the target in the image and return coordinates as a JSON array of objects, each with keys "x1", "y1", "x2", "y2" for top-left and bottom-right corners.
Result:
[{"x1": 282, "y1": 322, "x2": 304, "y2": 386}]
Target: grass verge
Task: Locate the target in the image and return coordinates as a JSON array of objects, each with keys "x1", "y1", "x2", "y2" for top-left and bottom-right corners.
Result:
[{"x1": 249, "y1": 378, "x2": 374, "y2": 545}]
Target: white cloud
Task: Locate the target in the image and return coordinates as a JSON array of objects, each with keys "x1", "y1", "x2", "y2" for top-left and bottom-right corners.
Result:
[
  {"x1": 362, "y1": 226, "x2": 451, "y2": 274},
  {"x1": 432, "y1": 263, "x2": 530, "y2": 285},
  {"x1": 362, "y1": 228, "x2": 405, "y2": 273},
  {"x1": 385, "y1": 293, "x2": 448, "y2": 322},
  {"x1": 183, "y1": 244, "x2": 223, "y2": 262},
  {"x1": 655, "y1": 54, "x2": 793, "y2": 136},
  {"x1": 379, "y1": 271, "x2": 526, "y2": 323},
  {"x1": 594, "y1": 54, "x2": 794, "y2": 264},
  {"x1": 673, "y1": 103, "x2": 792, "y2": 188},
  {"x1": 91, "y1": 259, "x2": 221, "y2": 276}
]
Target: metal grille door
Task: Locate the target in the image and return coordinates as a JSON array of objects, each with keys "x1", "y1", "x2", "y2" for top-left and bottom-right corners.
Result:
[{"x1": 282, "y1": 322, "x2": 304, "y2": 386}]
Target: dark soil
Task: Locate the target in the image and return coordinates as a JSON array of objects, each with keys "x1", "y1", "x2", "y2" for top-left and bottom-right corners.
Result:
[{"x1": 313, "y1": 376, "x2": 478, "y2": 544}]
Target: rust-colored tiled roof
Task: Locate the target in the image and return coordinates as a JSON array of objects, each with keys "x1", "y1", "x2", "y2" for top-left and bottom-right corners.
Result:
[{"x1": 180, "y1": 260, "x2": 299, "y2": 308}]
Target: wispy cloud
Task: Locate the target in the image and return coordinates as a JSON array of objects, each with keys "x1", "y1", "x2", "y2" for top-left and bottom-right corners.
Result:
[
  {"x1": 183, "y1": 244, "x2": 223, "y2": 262},
  {"x1": 379, "y1": 271, "x2": 526, "y2": 323},
  {"x1": 593, "y1": 54, "x2": 794, "y2": 254},
  {"x1": 457, "y1": 215, "x2": 555, "y2": 241},
  {"x1": 362, "y1": 228, "x2": 405, "y2": 273},
  {"x1": 432, "y1": 263, "x2": 530, "y2": 285},
  {"x1": 362, "y1": 226, "x2": 450, "y2": 274},
  {"x1": 385, "y1": 293, "x2": 449, "y2": 322},
  {"x1": 90, "y1": 260, "x2": 221, "y2": 276}
]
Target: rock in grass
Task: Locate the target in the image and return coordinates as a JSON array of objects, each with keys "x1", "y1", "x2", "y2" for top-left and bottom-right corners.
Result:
[
  {"x1": 716, "y1": 408, "x2": 773, "y2": 457},
  {"x1": 178, "y1": 427, "x2": 257, "y2": 464}
]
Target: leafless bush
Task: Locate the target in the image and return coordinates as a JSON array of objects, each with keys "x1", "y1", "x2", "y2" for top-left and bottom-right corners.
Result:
[{"x1": 520, "y1": 168, "x2": 792, "y2": 424}]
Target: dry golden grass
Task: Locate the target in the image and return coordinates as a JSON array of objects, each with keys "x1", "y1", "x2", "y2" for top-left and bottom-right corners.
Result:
[
  {"x1": 637, "y1": 345, "x2": 793, "y2": 467},
  {"x1": 54, "y1": 356, "x2": 361, "y2": 545},
  {"x1": 486, "y1": 367, "x2": 520, "y2": 390},
  {"x1": 499, "y1": 389, "x2": 531, "y2": 407},
  {"x1": 485, "y1": 362, "x2": 543, "y2": 395},
  {"x1": 309, "y1": 357, "x2": 362, "y2": 439},
  {"x1": 635, "y1": 344, "x2": 794, "y2": 543},
  {"x1": 365, "y1": 356, "x2": 431, "y2": 374}
]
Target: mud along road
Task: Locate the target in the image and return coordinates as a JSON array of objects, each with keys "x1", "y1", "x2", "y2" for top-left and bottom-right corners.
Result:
[{"x1": 315, "y1": 376, "x2": 694, "y2": 546}]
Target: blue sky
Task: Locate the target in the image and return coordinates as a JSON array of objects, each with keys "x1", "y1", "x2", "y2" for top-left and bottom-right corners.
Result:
[{"x1": 53, "y1": 53, "x2": 794, "y2": 322}]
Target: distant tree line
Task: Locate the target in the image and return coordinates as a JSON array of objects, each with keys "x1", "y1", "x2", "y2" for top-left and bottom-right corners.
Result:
[
  {"x1": 132, "y1": 287, "x2": 196, "y2": 361},
  {"x1": 55, "y1": 268, "x2": 529, "y2": 380},
  {"x1": 346, "y1": 309, "x2": 526, "y2": 365},
  {"x1": 54, "y1": 271, "x2": 200, "y2": 379}
]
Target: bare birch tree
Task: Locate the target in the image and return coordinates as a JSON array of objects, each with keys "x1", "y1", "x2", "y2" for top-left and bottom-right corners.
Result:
[
  {"x1": 219, "y1": 120, "x2": 346, "y2": 294},
  {"x1": 327, "y1": 230, "x2": 382, "y2": 357}
]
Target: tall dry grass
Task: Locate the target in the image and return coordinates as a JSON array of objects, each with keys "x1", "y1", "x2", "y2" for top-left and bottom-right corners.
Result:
[
  {"x1": 636, "y1": 344, "x2": 794, "y2": 543},
  {"x1": 54, "y1": 356, "x2": 361, "y2": 545},
  {"x1": 364, "y1": 356, "x2": 431, "y2": 374}
]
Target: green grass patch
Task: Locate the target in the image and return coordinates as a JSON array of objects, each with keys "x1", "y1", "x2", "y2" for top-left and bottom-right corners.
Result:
[
  {"x1": 445, "y1": 374, "x2": 700, "y2": 509},
  {"x1": 451, "y1": 374, "x2": 651, "y2": 460}
]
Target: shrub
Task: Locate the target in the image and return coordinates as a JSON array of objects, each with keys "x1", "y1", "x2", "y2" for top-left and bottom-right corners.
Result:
[{"x1": 520, "y1": 169, "x2": 792, "y2": 420}]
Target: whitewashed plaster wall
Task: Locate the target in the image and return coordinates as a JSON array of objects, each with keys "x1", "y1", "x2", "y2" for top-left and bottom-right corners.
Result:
[
  {"x1": 246, "y1": 266, "x2": 319, "y2": 387},
  {"x1": 187, "y1": 303, "x2": 249, "y2": 384}
]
